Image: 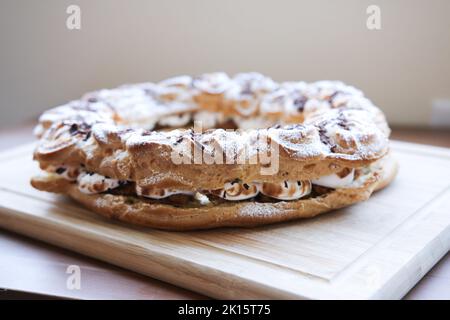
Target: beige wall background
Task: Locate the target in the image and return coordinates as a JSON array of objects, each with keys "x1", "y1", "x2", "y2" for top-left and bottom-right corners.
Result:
[{"x1": 1, "y1": 0, "x2": 449, "y2": 129}]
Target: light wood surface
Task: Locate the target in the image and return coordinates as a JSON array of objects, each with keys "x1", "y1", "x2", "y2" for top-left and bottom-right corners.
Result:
[
  {"x1": 0, "y1": 229, "x2": 204, "y2": 299},
  {"x1": 0, "y1": 141, "x2": 449, "y2": 299}
]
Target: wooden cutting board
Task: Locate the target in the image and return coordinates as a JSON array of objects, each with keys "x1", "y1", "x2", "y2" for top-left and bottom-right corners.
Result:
[{"x1": 0, "y1": 141, "x2": 449, "y2": 299}]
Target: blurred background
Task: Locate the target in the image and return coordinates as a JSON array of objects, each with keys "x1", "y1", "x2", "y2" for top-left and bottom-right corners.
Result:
[{"x1": 1, "y1": 0, "x2": 450, "y2": 131}]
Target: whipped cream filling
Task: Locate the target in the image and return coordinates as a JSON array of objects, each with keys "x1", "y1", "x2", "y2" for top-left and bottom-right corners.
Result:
[
  {"x1": 136, "y1": 185, "x2": 194, "y2": 199},
  {"x1": 194, "y1": 192, "x2": 211, "y2": 205},
  {"x1": 312, "y1": 169, "x2": 355, "y2": 189},
  {"x1": 210, "y1": 180, "x2": 312, "y2": 201},
  {"x1": 211, "y1": 181, "x2": 261, "y2": 201},
  {"x1": 45, "y1": 165, "x2": 359, "y2": 202},
  {"x1": 46, "y1": 165, "x2": 81, "y2": 181},
  {"x1": 260, "y1": 180, "x2": 312, "y2": 201},
  {"x1": 77, "y1": 172, "x2": 123, "y2": 194}
]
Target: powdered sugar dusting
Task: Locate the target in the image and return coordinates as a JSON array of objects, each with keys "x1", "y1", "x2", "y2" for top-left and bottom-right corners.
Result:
[
  {"x1": 238, "y1": 203, "x2": 280, "y2": 217},
  {"x1": 95, "y1": 196, "x2": 110, "y2": 208}
]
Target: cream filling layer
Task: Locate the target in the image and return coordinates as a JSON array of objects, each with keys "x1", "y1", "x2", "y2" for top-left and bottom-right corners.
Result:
[
  {"x1": 136, "y1": 185, "x2": 194, "y2": 199},
  {"x1": 77, "y1": 172, "x2": 122, "y2": 194},
  {"x1": 312, "y1": 169, "x2": 355, "y2": 189},
  {"x1": 46, "y1": 166, "x2": 358, "y2": 201},
  {"x1": 210, "y1": 180, "x2": 313, "y2": 201},
  {"x1": 45, "y1": 165, "x2": 81, "y2": 181}
]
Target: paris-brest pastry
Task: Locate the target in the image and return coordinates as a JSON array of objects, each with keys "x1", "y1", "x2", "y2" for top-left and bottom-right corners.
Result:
[{"x1": 31, "y1": 72, "x2": 397, "y2": 230}]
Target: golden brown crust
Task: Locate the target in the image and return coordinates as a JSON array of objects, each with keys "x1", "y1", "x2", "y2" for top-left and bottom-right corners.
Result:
[{"x1": 30, "y1": 157, "x2": 398, "y2": 230}]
